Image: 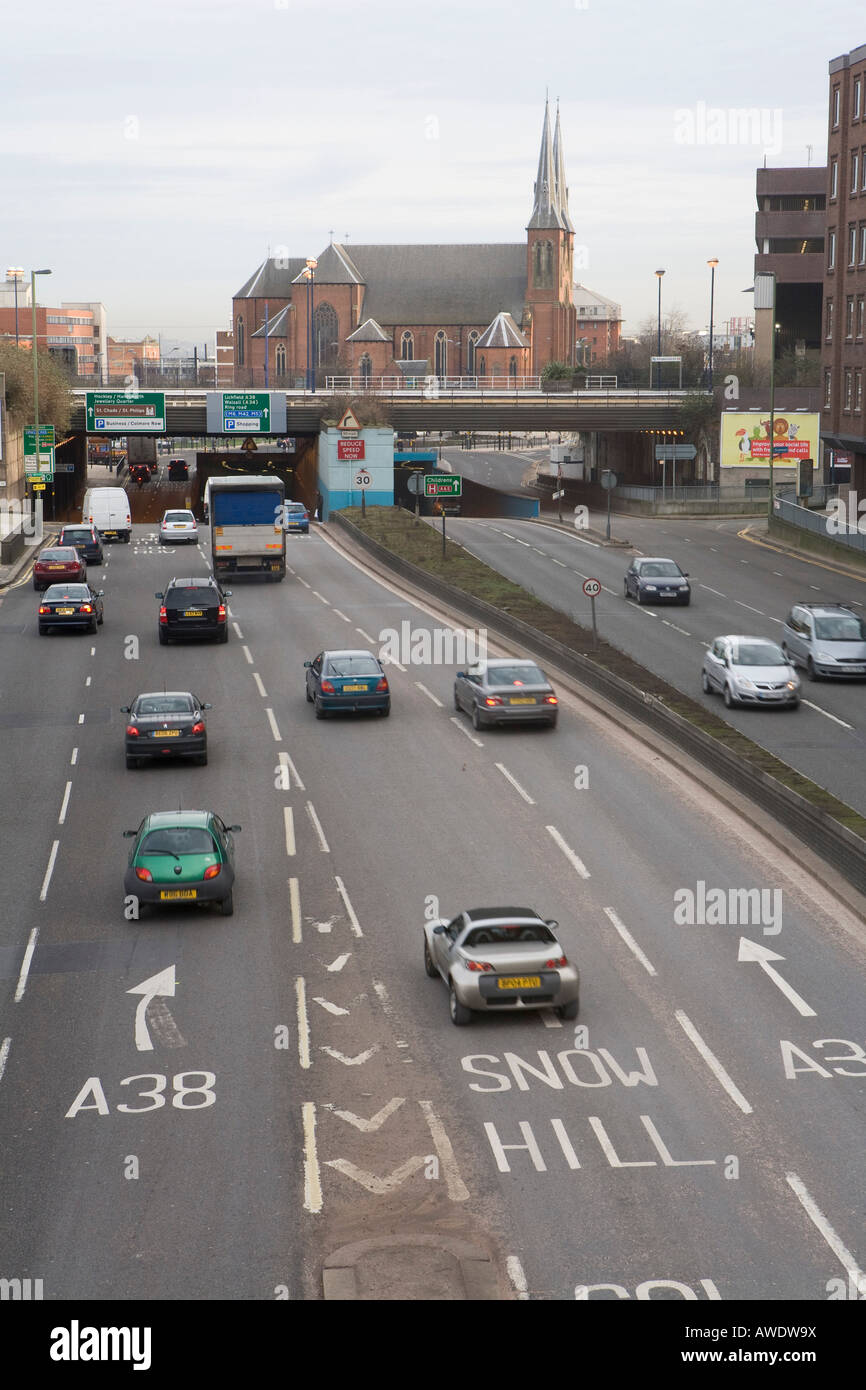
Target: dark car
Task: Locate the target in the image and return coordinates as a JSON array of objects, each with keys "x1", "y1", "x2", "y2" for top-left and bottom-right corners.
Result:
[
  {"x1": 121, "y1": 690, "x2": 212, "y2": 769},
  {"x1": 57, "y1": 524, "x2": 104, "y2": 566},
  {"x1": 32, "y1": 546, "x2": 86, "y2": 591},
  {"x1": 38, "y1": 582, "x2": 104, "y2": 634},
  {"x1": 156, "y1": 577, "x2": 232, "y2": 644},
  {"x1": 123, "y1": 810, "x2": 240, "y2": 917},
  {"x1": 624, "y1": 557, "x2": 690, "y2": 605},
  {"x1": 304, "y1": 649, "x2": 390, "y2": 718},
  {"x1": 454, "y1": 658, "x2": 558, "y2": 730},
  {"x1": 129, "y1": 462, "x2": 150, "y2": 485},
  {"x1": 168, "y1": 458, "x2": 189, "y2": 481}
]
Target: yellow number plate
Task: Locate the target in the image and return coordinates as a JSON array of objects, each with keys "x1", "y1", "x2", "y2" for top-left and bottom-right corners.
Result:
[
  {"x1": 153, "y1": 729, "x2": 181, "y2": 737},
  {"x1": 497, "y1": 976, "x2": 541, "y2": 989},
  {"x1": 159, "y1": 889, "x2": 197, "y2": 900},
  {"x1": 184, "y1": 609, "x2": 204, "y2": 617},
  {"x1": 342, "y1": 684, "x2": 367, "y2": 692},
  {"x1": 56, "y1": 607, "x2": 74, "y2": 615},
  {"x1": 509, "y1": 697, "x2": 536, "y2": 705},
  {"x1": 49, "y1": 564, "x2": 64, "y2": 569}
]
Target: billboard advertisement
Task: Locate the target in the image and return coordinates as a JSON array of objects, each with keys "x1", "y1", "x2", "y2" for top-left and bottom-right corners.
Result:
[{"x1": 720, "y1": 411, "x2": 820, "y2": 468}]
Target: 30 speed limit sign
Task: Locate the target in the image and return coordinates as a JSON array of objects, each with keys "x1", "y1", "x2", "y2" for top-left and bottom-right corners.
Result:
[
  {"x1": 582, "y1": 578, "x2": 601, "y2": 598},
  {"x1": 354, "y1": 470, "x2": 372, "y2": 487}
]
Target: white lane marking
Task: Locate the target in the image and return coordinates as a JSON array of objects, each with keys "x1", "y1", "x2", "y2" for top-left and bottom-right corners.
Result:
[
  {"x1": 289, "y1": 876, "x2": 302, "y2": 943},
  {"x1": 286, "y1": 564, "x2": 296, "y2": 576},
  {"x1": 419, "y1": 1100, "x2": 471, "y2": 1202},
  {"x1": 382, "y1": 655, "x2": 407, "y2": 672},
  {"x1": 675, "y1": 1009, "x2": 753, "y2": 1115},
  {"x1": 450, "y1": 715, "x2": 482, "y2": 747},
  {"x1": 298, "y1": 577, "x2": 311, "y2": 588},
  {"x1": 58, "y1": 781, "x2": 72, "y2": 825},
  {"x1": 356, "y1": 627, "x2": 375, "y2": 643},
  {"x1": 278, "y1": 750, "x2": 306, "y2": 790},
  {"x1": 296, "y1": 977, "x2": 311, "y2": 1069},
  {"x1": 78, "y1": 713, "x2": 85, "y2": 724},
  {"x1": 661, "y1": 620, "x2": 691, "y2": 636},
  {"x1": 501, "y1": 530, "x2": 516, "y2": 539},
  {"x1": 265, "y1": 707, "x2": 282, "y2": 741},
  {"x1": 700, "y1": 585, "x2": 725, "y2": 597},
  {"x1": 740, "y1": 559, "x2": 749, "y2": 564},
  {"x1": 773, "y1": 571, "x2": 784, "y2": 577},
  {"x1": 335, "y1": 875, "x2": 362, "y2": 937},
  {"x1": 242, "y1": 644, "x2": 254, "y2": 665},
  {"x1": 809, "y1": 584, "x2": 821, "y2": 591},
  {"x1": 373, "y1": 980, "x2": 396, "y2": 1018},
  {"x1": 226, "y1": 605, "x2": 233, "y2": 617},
  {"x1": 540, "y1": 1009, "x2": 563, "y2": 1029},
  {"x1": 495, "y1": 762, "x2": 536, "y2": 805},
  {"x1": 39, "y1": 840, "x2": 60, "y2": 902},
  {"x1": 333, "y1": 608, "x2": 351, "y2": 622},
  {"x1": 232, "y1": 621, "x2": 244, "y2": 639},
  {"x1": 302, "y1": 1101, "x2": 323, "y2": 1214},
  {"x1": 602, "y1": 906, "x2": 656, "y2": 976},
  {"x1": 709, "y1": 546, "x2": 718, "y2": 552},
  {"x1": 314, "y1": 997, "x2": 349, "y2": 1016},
  {"x1": 283, "y1": 807, "x2": 296, "y2": 856},
  {"x1": 785, "y1": 1172, "x2": 865, "y2": 1284},
  {"x1": 85, "y1": 676, "x2": 91, "y2": 687},
  {"x1": 737, "y1": 937, "x2": 816, "y2": 1017},
  {"x1": 320, "y1": 1044, "x2": 379, "y2": 1066},
  {"x1": 514, "y1": 538, "x2": 531, "y2": 547},
  {"x1": 736, "y1": 600, "x2": 765, "y2": 615},
  {"x1": 767, "y1": 617, "x2": 783, "y2": 624},
  {"x1": 253, "y1": 672, "x2": 268, "y2": 697},
  {"x1": 14, "y1": 928, "x2": 39, "y2": 1003},
  {"x1": 312, "y1": 590, "x2": 330, "y2": 604},
  {"x1": 70, "y1": 748, "x2": 78, "y2": 766},
  {"x1": 415, "y1": 681, "x2": 444, "y2": 707},
  {"x1": 532, "y1": 547, "x2": 547, "y2": 555},
  {"x1": 327, "y1": 953, "x2": 351, "y2": 972},
  {"x1": 546, "y1": 825, "x2": 590, "y2": 879},
  {"x1": 552, "y1": 558, "x2": 567, "y2": 567},
  {"x1": 0, "y1": 1037, "x2": 10, "y2": 1085},
  {"x1": 90, "y1": 646, "x2": 95, "y2": 656},
  {"x1": 640, "y1": 609, "x2": 658, "y2": 618},
  {"x1": 601, "y1": 586, "x2": 617, "y2": 596},
  {"x1": 506, "y1": 1255, "x2": 530, "y2": 1301},
  {"x1": 306, "y1": 802, "x2": 330, "y2": 852},
  {"x1": 801, "y1": 700, "x2": 854, "y2": 730}
]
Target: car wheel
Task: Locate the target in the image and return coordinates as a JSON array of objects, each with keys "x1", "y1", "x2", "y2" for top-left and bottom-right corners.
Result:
[
  {"x1": 38, "y1": 624, "x2": 47, "y2": 635},
  {"x1": 89, "y1": 618, "x2": 97, "y2": 634},
  {"x1": 97, "y1": 612, "x2": 104, "y2": 625},
  {"x1": 423, "y1": 938, "x2": 439, "y2": 978},
  {"x1": 315, "y1": 699, "x2": 327, "y2": 720},
  {"x1": 453, "y1": 687, "x2": 462, "y2": 712},
  {"x1": 305, "y1": 686, "x2": 313, "y2": 703},
  {"x1": 471, "y1": 704, "x2": 485, "y2": 730},
  {"x1": 158, "y1": 628, "x2": 168, "y2": 645},
  {"x1": 219, "y1": 891, "x2": 234, "y2": 917},
  {"x1": 701, "y1": 670, "x2": 712, "y2": 694},
  {"x1": 449, "y1": 981, "x2": 472, "y2": 1026},
  {"x1": 807, "y1": 658, "x2": 818, "y2": 681},
  {"x1": 723, "y1": 683, "x2": 736, "y2": 709},
  {"x1": 681, "y1": 597, "x2": 691, "y2": 607},
  {"x1": 558, "y1": 998, "x2": 579, "y2": 1021},
  {"x1": 196, "y1": 750, "x2": 208, "y2": 766},
  {"x1": 125, "y1": 754, "x2": 140, "y2": 769},
  {"x1": 379, "y1": 705, "x2": 391, "y2": 718},
  {"x1": 623, "y1": 580, "x2": 629, "y2": 599},
  {"x1": 789, "y1": 697, "x2": 801, "y2": 710}
]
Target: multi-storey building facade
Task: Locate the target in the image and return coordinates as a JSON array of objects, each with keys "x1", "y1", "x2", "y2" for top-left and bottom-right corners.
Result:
[{"x1": 754, "y1": 167, "x2": 826, "y2": 364}]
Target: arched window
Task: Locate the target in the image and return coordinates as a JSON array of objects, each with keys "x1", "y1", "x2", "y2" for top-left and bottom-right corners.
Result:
[
  {"x1": 275, "y1": 344, "x2": 286, "y2": 378},
  {"x1": 359, "y1": 353, "x2": 372, "y2": 386},
  {"x1": 236, "y1": 316, "x2": 245, "y2": 366},
  {"x1": 467, "y1": 331, "x2": 479, "y2": 375},
  {"x1": 434, "y1": 330, "x2": 447, "y2": 378},
  {"x1": 314, "y1": 302, "x2": 339, "y2": 367},
  {"x1": 533, "y1": 240, "x2": 553, "y2": 289},
  {"x1": 509, "y1": 355, "x2": 517, "y2": 378},
  {"x1": 479, "y1": 355, "x2": 486, "y2": 377},
  {"x1": 401, "y1": 330, "x2": 414, "y2": 360}
]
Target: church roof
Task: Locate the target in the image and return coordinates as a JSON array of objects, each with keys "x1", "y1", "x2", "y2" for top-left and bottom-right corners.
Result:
[
  {"x1": 346, "y1": 317, "x2": 390, "y2": 342},
  {"x1": 475, "y1": 311, "x2": 530, "y2": 349},
  {"x1": 291, "y1": 242, "x2": 364, "y2": 285},
  {"x1": 528, "y1": 99, "x2": 570, "y2": 231},
  {"x1": 344, "y1": 244, "x2": 527, "y2": 325},
  {"x1": 553, "y1": 105, "x2": 574, "y2": 234},
  {"x1": 250, "y1": 306, "x2": 290, "y2": 338},
  {"x1": 234, "y1": 257, "x2": 306, "y2": 299}
]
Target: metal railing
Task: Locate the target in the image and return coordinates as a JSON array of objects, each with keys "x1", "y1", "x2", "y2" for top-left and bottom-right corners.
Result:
[
  {"x1": 614, "y1": 483, "x2": 721, "y2": 501},
  {"x1": 775, "y1": 494, "x2": 866, "y2": 553}
]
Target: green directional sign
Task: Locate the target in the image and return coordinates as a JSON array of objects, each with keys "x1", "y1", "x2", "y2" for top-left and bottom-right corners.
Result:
[
  {"x1": 424, "y1": 473, "x2": 462, "y2": 497},
  {"x1": 222, "y1": 392, "x2": 271, "y2": 433},
  {"x1": 24, "y1": 424, "x2": 55, "y2": 476},
  {"x1": 86, "y1": 391, "x2": 166, "y2": 433}
]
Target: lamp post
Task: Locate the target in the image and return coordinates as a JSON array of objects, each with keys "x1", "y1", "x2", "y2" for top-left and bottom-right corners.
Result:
[
  {"x1": 654, "y1": 269, "x2": 665, "y2": 388},
  {"x1": 707, "y1": 258, "x2": 719, "y2": 391},
  {"x1": 754, "y1": 272, "x2": 777, "y2": 522},
  {"x1": 304, "y1": 258, "x2": 317, "y2": 392},
  {"x1": 31, "y1": 268, "x2": 52, "y2": 518},
  {"x1": 7, "y1": 267, "x2": 24, "y2": 346}
]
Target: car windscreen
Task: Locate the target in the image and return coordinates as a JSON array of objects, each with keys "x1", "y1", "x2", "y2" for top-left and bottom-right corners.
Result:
[
  {"x1": 325, "y1": 657, "x2": 381, "y2": 677},
  {"x1": 140, "y1": 827, "x2": 216, "y2": 856},
  {"x1": 463, "y1": 924, "x2": 556, "y2": 946},
  {"x1": 136, "y1": 696, "x2": 194, "y2": 715},
  {"x1": 640, "y1": 562, "x2": 681, "y2": 577},
  {"x1": 167, "y1": 586, "x2": 217, "y2": 604},
  {"x1": 814, "y1": 614, "x2": 866, "y2": 641},
  {"x1": 730, "y1": 642, "x2": 785, "y2": 666},
  {"x1": 43, "y1": 585, "x2": 90, "y2": 600},
  {"x1": 163, "y1": 512, "x2": 194, "y2": 523},
  {"x1": 39, "y1": 549, "x2": 78, "y2": 561},
  {"x1": 485, "y1": 665, "x2": 546, "y2": 686}
]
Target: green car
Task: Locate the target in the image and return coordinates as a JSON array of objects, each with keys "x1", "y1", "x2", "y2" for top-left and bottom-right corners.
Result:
[{"x1": 123, "y1": 810, "x2": 240, "y2": 918}]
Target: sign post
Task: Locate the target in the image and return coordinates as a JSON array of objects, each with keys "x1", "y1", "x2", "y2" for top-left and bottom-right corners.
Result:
[
  {"x1": 24, "y1": 424, "x2": 55, "y2": 477},
  {"x1": 407, "y1": 470, "x2": 424, "y2": 524},
  {"x1": 583, "y1": 577, "x2": 601, "y2": 646},
  {"x1": 600, "y1": 468, "x2": 617, "y2": 540}
]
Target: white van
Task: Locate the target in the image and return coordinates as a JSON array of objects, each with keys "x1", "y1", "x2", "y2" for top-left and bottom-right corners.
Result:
[{"x1": 82, "y1": 487, "x2": 132, "y2": 543}]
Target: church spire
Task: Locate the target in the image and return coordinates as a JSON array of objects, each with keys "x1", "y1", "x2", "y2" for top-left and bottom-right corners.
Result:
[
  {"x1": 528, "y1": 98, "x2": 565, "y2": 230},
  {"x1": 552, "y1": 102, "x2": 574, "y2": 233}
]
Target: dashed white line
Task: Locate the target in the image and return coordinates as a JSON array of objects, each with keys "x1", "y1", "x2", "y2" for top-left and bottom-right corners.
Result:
[
  {"x1": 14, "y1": 928, "x2": 39, "y2": 1003},
  {"x1": 506, "y1": 1255, "x2": 530, "y2": 1301},
  {"x1": 312, "y1": 589, "x2": 330, "y2": 604},
  {"x1": 242, "y1": 644, "x2": 254, "y2": 665},
  {"x1": 773, "y1": 572, "x2": 784, "y2": 577},
  {"x1": 39, "y1": 840, "x2": 60, "y2": 903},
  {"x1": 450, "y1": 715, "x2": 483, "y2": 747},
  {"x1": 232, "y1": 621, "x2": 244, "y2": 639},
  {"x1": 0, "y1": 1036, "x2": 10, "y2": 1085},
  {"x1": 298, "y1": 577, "x2": 311, "y2": 589},
  {"x1": 785, "y1": 1172, "x2": 864, "y2": 1284},
  {"x1": 58, "y1": 781, "x2": 72, "y2": 826},
  {"x1": 496, "y1": 763, "x2": 536, "y2": 805},
  {"x1": 77, "y1": 713, "x2": 85, "y2": 725},
  {"x1": 90, "y1": 646, "x2": 95, "y2": 656},
  {"x1": 540, "y1": 1009, "x2": 563, "y2": 1029},
  {"x1": 335, "y1": 875, "x2": 363, "y2": 937},
  {"x1": 700, "y1": 585, "x2": 726, "y2": 597},
  {"x1": 602, "y1": 906, "x2": 656, "y2": 976},
  {"x1": 419, "y1": 1100, "x2": 471, "y2": 1202},
  {"x1": 382, "y1": 656, "x2": 407, "y2": 672},
  {"x1": 253, "y1": 672, "x2": 268, "y2": 698},
  {"x1": 532, "y1": 547, "x2": 547, "y2": 555},
  {"x1": 265, "y1": 708, "x2": 282, "y2": 741},
  {"x1": 356, "y1": 627, "x2": 375, "y2": 644},
  {"x1": 415, "y1": 681, "x2": 444, "y2": 707},
  {"x1": 306, "y1": 801, "x2": 330, "y2": 852},
  {"x1": 661, "y1": 620, "x2": 691, "y2": 636},
  {"x1": 810, "y1": 585, "x2": 821, "y2": 591},
  {"x1": 283, "y1": 807, "x2": 296, "y2": 856},
  {"x1": 278, "y1": 750, "x2": 306, "y2": 790},
  {"x1": 736, "y1": 600, "x2": 765, "y2": 615},
  {"x1": 295, "y1": 978, "x2": 311, "y2": 1069},
  {"x1": 301, "y1": 1104, "x2": 322, "y2": 1213},
  {"x1": 85, "y1": 676, "x2": 91, "y2": 687},
  {"x1": 675, "y1": 1009, "x2": 753, "y2": 1115},
  {"x1": 552, "y1": 558, "x2": 567, "y2": 567},
  {"x1": 286, "y1": 564, "x2": 296, "y2": 576},
  {"x1": 333, "y1": 608, "x2": 351, "y2": 622},
  {"x1": 546, "y1": 826, "x2": 590, "y2": 879},
  {"x1": 289, "y1": 876, "x2": 302, "y2": 943},
  {"x1": 70, "y1": 747, "x2": 78, "y2": 766},
  {"x1": 801, "y1": 700, "x2": 854, "y2": 729}
]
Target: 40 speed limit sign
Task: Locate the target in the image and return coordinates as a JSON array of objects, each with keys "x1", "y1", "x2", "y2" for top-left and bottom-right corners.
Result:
[{"x1": 582, "y1": 578, "x2": 601, "y2": 597}]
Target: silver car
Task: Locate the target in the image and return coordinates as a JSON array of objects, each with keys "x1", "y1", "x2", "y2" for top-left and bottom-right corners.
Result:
[
  {"x1": 702, "y1": 635, "x2": 800, "y2": 709},
  {"x1": 453, "y1": 658, "x2": 559, "y2": 730},
  {"x1": 423, "y1": 906, "x2": 580, "y2": 1025},
  {"x1": 781, "y1": 603, "x2": 866, "y2": 680}
]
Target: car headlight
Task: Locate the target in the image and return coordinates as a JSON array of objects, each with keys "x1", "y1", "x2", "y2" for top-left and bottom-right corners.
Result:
[
  {"x1": 735, "y1": 675, "x2": 755, "y2": 690},
  {"x1": 644, "y1": 584, "x2": 657, "y2": 591},
  {"x1": 816, "y1": 651, "x2": 835, "y2": 661},
  {"x1": 786, "y1": 680, "x2": 798, "y2": 691}
]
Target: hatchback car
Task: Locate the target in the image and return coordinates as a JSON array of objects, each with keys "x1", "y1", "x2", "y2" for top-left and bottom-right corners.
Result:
[
  {"x1": 282, "y1": 502, "x2": 310, "y2": 535},
  {"x1": 423, "y1": 907, "x2": 580, "y2": 1025},
  {"x1": 121, "y1": 691, "x2": 212, "y2": 768},
  {"x1": 38, "y1": 583, "x2": 104, "y2": 634},
  {"x1": 129, "y1": 462, "x2": 150, "y2": 486},
  {"x1": 168, "y1": 458, "x2": 189, "y2": 481},
  {"x1": 781, "y1": 603, "x2": 866, "y2": 680},
  {"x1": 624, "y1": 557, "x2": 691, "y2": 605},
  {"x1": 454, "y1": 658, "x2": 558, "y2": 730},
  {"x1": 32, "y1": 546, "x2": 86, "y2": 591},
  {"x1": 57, "y1": 525, "x2": 104, "y2": 566},
  {"x1": 123, "y1": 810, "x2": 240, "y2": 917},
  {"x1": 304, "y1": 649, "x2": 390, "y2": 718},
  {"x1": 155, "y1": 577, "x2": 232, "y2": 644},
  {"x1": 159, "y1": 509, "x2": 198, "y2": 544},
  {"x1": 702, "y1": 635, "x2": 800, "y2": 708}
]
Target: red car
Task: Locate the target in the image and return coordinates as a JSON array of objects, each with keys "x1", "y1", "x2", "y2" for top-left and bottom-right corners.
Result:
[{"x1": 33, "y1": 546, "x2": 86, "y2": 591}]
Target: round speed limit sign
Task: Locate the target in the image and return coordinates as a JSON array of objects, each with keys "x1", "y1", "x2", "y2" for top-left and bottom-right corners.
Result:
[
  {"x1": 354, "y1": 470, "x2": 372, "y2": 488},
  {"x1": 582, "y1": 578, "x2": 601, "y2": 598}
]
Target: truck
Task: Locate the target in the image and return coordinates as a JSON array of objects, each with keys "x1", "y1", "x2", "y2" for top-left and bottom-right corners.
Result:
[{"x1": 207, "y1": 475, "x2": 286, "y2": 580}]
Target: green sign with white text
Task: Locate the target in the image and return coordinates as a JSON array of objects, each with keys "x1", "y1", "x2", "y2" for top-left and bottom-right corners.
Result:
[{"x1": 24, "y1": 424, "x2": 55, "y2": 476}]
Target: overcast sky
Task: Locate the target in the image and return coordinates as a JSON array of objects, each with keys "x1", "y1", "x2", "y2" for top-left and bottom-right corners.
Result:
[{"x1": 4, "y1": 0, "x2": 864, "y2": 348}]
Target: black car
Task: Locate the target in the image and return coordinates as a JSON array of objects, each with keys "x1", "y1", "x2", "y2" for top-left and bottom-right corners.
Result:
[
  {"x1": 121, "y1": 690, "x2": 212, "y2": 769},
  {"x1": 129, "y1": 462, "x2": 150, "y2": 485},
  {"x1": 156, "y1": 577, "x2": 232, "y2": 644},
  {"x1": 168, "y1": 458, "x2": 189, "y2": 481},
  {"x1": 624, "y1": 557, "x2": 691, "y2": 605},
  {"x1": 38, "y1": 583, "x2": 104, "y2": 634},
  {"x1": 57, "y1": 523, "x2": 104, "y2": 565}
]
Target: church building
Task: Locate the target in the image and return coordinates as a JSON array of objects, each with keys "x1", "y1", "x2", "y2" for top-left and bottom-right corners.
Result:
[{"x1": 231, "y1": 101, "x2": 578, "y2": 387}]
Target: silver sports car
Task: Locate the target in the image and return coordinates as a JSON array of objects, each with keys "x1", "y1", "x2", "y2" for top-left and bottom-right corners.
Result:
[{"x1": 423, "y1": 906, "x2": 580, "y2": 1025}]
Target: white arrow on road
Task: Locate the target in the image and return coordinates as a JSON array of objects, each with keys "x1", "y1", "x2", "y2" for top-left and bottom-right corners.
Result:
[
  {"x1": 737, "y1": 938, "x2": 816, "y2": 1017},
  {"x1": 127, "y1": 966, "x2": 177, "y2": 1050}
]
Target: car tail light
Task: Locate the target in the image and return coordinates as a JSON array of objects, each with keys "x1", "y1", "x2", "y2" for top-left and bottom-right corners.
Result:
[
  {"x1": 126, "y1": 725, "x2": 139, "y2": 737},
  {"x1": 543, "y1": 695, "x2": 559, "y2": 706},
  {"x1": 376, "y1": 677, "x2": 389, "y2": 692},
  {"x1": 159, "y1": 606, "x2": 167, "y2": 624},
  {"x1": 135, "y1": 867, "x2": 153, "y2": 882},
  {"x1": 320, "y1": 679, "x2": 335, "y2": 693},
  {"x1": 79, "y1": 605, "x2": 93, "y2": 613},
  {"x1": 466, "y1": 960, "x2": 493, "y2": 972},
  {"x1": 203, "y1": 864, "x2": 221, "y2": 880},
  {"x1": 484, "y1": 696, "x2": 503, "y2": 707},
  {"x1": 545, "y1": 956, "x2": 567, "y2": 968},
  {"x1": 191, "y1": 720, "x2": 205, "y2": 735},
  {"x1": 38, "y1": 605, "x2": 49, "y2": 614},
  {"x1": 217, "y1": 604, "x2": 227, "y2": 620}
]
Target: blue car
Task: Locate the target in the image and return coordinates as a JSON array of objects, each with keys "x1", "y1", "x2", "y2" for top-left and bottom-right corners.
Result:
[
  {"x1": 305, "y1": 649, "x2": 390, "y2": 719},
  {"x1": 283, "y1": 502, "x2": 310, "y2": 535}
]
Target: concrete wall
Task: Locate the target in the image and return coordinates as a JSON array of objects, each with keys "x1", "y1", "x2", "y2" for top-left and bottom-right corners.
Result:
[{"x1": 318, "y1": 427, "x2": 395, "y2": 519}]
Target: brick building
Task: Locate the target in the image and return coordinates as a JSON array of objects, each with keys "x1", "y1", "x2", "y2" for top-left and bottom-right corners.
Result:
[
  {"x1": 573, "y1": 285, "x2": 623, "y2": 363},
  {"x1": 231, "y1": 102, "x2": 580, "y2": 386}
]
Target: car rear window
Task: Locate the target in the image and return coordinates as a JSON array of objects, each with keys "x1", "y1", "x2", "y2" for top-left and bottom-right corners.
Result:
[
  {"x1": 39, "y1": 548, "x2": 78, "y2": 561},
  {"x1": 163, "y1": 512, "x2": 194, "y2": 523},
  {"x1": 137, "y1": 696, "x2": 194, "y2": 715},
  {"x1": 168, "y1": 586, "x2": 217, "y2": 602},
  {"x1": 325, "y1": 657, "x2": 381, "y2": 676},
  {"x1": 43, "y1": 584, "x2": 90, "y2": 600},
  {"x1": 463, "y1": 925, "x2": 556, "y2": 945},
  {"x1": 60, "y1": 529, "x2": 90, "y2": 541},
  {"x1": 486, "y1": 665, "x2": 546, "y2": 686},
  {"x1": 140, "y1": 827, "x2": 216, "y2": 855}
]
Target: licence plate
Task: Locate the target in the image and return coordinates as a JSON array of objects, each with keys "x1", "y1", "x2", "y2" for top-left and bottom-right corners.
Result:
[
  {"x1": 49, "y1": 564, "x2": 64, "y2": 570},
  {"x1": 56, "y1": 607, "x2": 74, "y2": 615},
  {"x1": 159, "y1": 889, "x2": 196, "y2": 900},
  {"x1": 172, "y1": 524, "x2": 186, "y2": 529},
  {"x1": 184, "y1": 609, "x2": 204, "y2": 617},
  {"x1": 497, "y1": 976, "x2": 541, "y2": 989},
  {"x1": 152, "y1": 729, "x2": 181, "y2": 737},
  {"x1": 509, "y1": 697, "x2": 536, "y2": 705},
  {"x1": 342, "y1": 684, "x2": 368, "y2": 692}
]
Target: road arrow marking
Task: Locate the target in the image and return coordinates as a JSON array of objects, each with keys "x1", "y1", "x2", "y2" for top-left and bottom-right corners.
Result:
[
  {"x1": 326, "y1": 953, "x2": 351, "y2": 972},
  {"x1": 319, "y1": 1045, "x2": 379, "y2": 1066},
  {"x1": 325, "y1": 1097, "x2": 406, "y2": 1131},
  {"x1": 737, "y1": 938, "x2": 816, "y2": 1017},
  {"x1": 324, "y1": 1155, "x2": 427, "y2": 1193},
  {"x1": 313, "y1": 997, "x2": 349, "y2": 1016},
  {"x1": 127, "y1": 966, "x2": 177, "y2": 1051}
]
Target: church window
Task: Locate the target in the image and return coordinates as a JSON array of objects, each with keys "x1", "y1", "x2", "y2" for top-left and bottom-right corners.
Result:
[
  {"x1": 401, "y1": 331, "x2": 414, "y2": 359},
  {"x1": 236, "y1": 316, "x2": 245, "y2": 366}
]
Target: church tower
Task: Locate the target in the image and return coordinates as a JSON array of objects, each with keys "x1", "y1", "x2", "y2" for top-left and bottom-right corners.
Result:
[{"x1": 525, "y1": 100, "x2": 577, "y2": 372}]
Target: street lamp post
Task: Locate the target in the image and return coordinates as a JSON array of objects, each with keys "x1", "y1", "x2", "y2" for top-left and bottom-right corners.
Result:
[
  {"x1": 31, "y1": 268, "x2": 52, "y2": 518},
  {"x1": 754, "y1": 272, "x2": 777, "y2": 523},
  {"x1": 707, "y1": 258, "x2": 719, "y2": 391},
  {"x1": 7, "y1": 267, "x2": 24, "y2": 346},
  {"x1": 304, "y1": 258, "x2": 317, "y2": 392},
  {"x1": 654, "y1": 269, "x2": 665, "y2": 388}
]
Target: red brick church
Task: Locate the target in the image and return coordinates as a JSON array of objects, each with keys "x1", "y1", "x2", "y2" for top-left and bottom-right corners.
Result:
[{"x1": 231, "y1": 101, "x2": 578, "y2": 386}]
